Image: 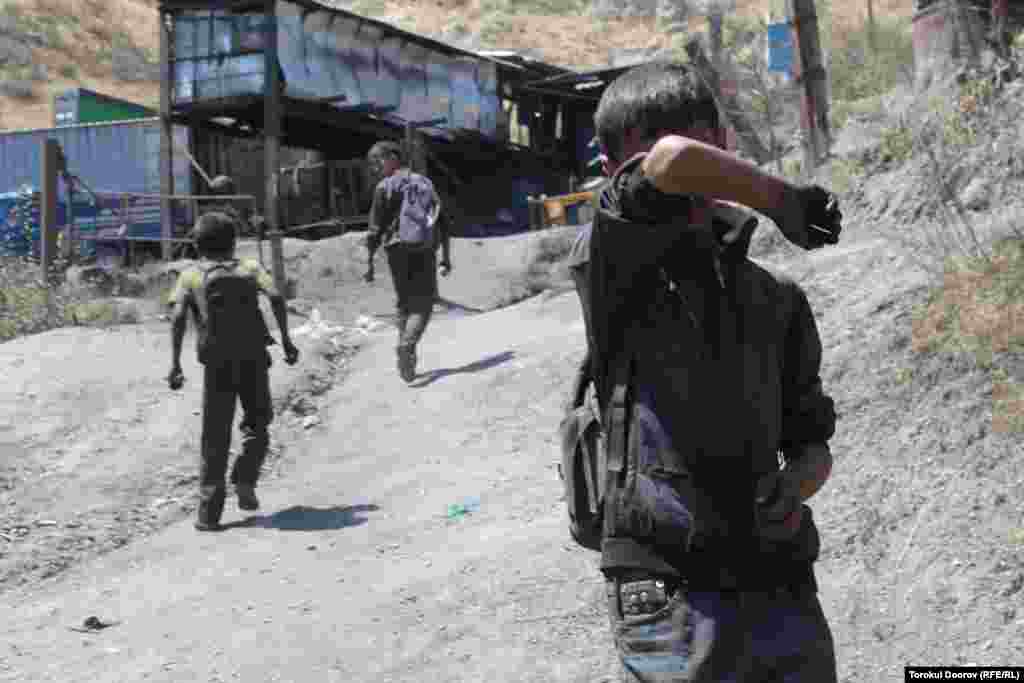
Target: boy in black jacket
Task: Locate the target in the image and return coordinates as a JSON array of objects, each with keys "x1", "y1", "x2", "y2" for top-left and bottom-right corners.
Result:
[{"x1": 569, "y1": 62, "x2": 842, "y2": 682}]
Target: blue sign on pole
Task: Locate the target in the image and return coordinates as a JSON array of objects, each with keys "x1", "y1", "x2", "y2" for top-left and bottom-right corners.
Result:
[{"x1": 767, "y1": 22, "x2": 795, "y2": 74}]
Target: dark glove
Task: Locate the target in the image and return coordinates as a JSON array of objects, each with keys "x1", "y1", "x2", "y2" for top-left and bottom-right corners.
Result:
[
  {"x1": 439, "y1": 261, "x2": 452, "y2": 277},
  {"x1": 167, "y1": 367, "x2": 185, "y2": 391},
  {"x1": 801, "y1": 185, "x2": 843, "y2": 248},
  {"x1": 767, "y1": 185, "x2": 842, "y2": 250},
  {"x1": 283, "y1": 341, "x2": 300, "y2": 366},
  {"x1": 754, "y1": 471, "x2": 804, "y2": 542}
]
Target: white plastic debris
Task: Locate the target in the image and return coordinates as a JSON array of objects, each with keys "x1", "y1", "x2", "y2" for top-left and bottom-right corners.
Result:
[
  {"x1": 354, "y1": 314, "x2": 383, "y2": 334},
  {"x1": 290, "y1": 308, "x2": 346, "y2": 340}
]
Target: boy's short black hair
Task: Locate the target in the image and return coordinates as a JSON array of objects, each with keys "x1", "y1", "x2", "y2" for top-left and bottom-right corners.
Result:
[
  {"x1": 594, "y1": 61, "x2": 720, "y2": 163},
  {"x1": 367, "y1": 140, "x2": 404, "y2": 165},
  {"x1": 192, "y1": 212, "x2": 237, "y2": 257}
]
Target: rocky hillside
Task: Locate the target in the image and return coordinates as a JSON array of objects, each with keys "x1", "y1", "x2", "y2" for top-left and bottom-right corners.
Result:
[
  {"x1": 0, "y1": 0, "x2": 160, "y2": 131},
  {"x1": 0, "y1": 0, "x2": 914, "y2": 132}
]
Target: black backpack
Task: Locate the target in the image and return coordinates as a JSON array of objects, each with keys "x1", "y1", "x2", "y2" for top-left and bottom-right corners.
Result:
[
  {"x1": 194, "y1": 261, "x2": 269, "y2": 365},
  {"x1": 558, "y1": 356, "x2": 630, "y2": 552}
]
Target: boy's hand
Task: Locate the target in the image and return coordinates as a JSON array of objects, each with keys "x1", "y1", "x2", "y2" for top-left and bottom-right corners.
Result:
[
  {"x1": 167, "y1": 367, "x2": 185, "y2": 391},
  {"x1": 801, "y1": 186, "x2": 842, "y2": 248},
  {"x1": 439, "y1": 261, "x2": 452, "y2": 277},
  {"x1": 363, "y1": 265, "x2": 375, "y2": 283},
  {"x1": 767, "y1": 185, "x2": 842, "y2": 250},
  {"x1": 283, "y1": 340, "x2": 300, "y2": 366},
  {"x1": 754, "y1": 471, "x2": 803, "y2": 542}
]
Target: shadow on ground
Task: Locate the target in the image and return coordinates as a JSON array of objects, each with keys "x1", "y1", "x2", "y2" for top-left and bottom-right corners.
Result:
[
  {"x1": 435, "y1": 297, "x2": 487, "y2": 315},
  {"x1": 226, "y1": 504, "x2": 380, "y2": 531},
  {"x1": 372, "y1": 298, "x2": 487, "y2": 323},
  {"x1": 409, "y1": 350, "x2": 517, "y2": 388}
]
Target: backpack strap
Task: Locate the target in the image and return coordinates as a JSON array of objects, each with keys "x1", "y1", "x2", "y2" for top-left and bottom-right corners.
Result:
[
  {"x1": 605, "y1": 353, "x2": 632, "y2": 475},
  {"x1": 569, "y1": 351, "x2": 592, "y2": 410},
  {"x1": 200, "y1": 259, "x2": 239, "y2": 286}
]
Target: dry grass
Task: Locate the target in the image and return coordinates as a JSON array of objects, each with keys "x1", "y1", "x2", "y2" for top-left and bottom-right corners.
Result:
[
  {"x1": 912, "y1": 241, "x2": 1024, "y2": 355},
  {"x1": 992, "y1": 378, "x2": 1024, "y2": 434},
  {"x1": 0, "y1": 257, "x2": 75, "y2": 341},
  {"x1": 911, "y1": 239, "x2": 1024, "y2": 432}
]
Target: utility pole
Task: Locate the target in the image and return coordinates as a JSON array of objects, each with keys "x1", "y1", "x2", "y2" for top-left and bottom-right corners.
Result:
[
  {"x1": 264, "y1": 0, "x2": 287, "y2": 297},
  {"x1": 788, "y1": 0, "x2": 831, "y2": 172},
  {"x1": 159, "y1": 10, "x2": 174, "y2": 261}
]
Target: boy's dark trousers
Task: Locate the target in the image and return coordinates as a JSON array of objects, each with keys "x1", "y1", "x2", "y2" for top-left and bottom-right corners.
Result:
[
  {"x1": 607, "y1": 577, "x2": 837, "y2": 682},
  {"x1": 197, "y1": 355, "x2": 273, "y2": 525},
  {"x1": 386, "y1": 244, "x2": 437, "y2": 352}
]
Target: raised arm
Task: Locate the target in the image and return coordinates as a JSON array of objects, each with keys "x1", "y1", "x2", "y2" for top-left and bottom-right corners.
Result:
[{"x1": 641, "y1": 135, "x2": 842, "y2": 249}]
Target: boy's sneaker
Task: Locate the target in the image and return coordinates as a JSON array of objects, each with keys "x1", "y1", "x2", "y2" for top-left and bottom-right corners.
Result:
[
  {"x1": 194, "y1": 519, "x2": 223, "y2": 532},
  {"x1": 235, "y1": 484, "x2": 260, "y2": 511},
  {"x1": 397, "y1": 347, "x2": 417, "y2": 383}
]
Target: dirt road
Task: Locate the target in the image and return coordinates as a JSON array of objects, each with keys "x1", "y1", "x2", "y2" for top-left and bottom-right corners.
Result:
[{"x1": 2, "y1": 226, "x2": 1022, "y2": 682}]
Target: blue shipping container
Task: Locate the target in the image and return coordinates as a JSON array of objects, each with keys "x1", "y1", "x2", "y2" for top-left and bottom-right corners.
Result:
[
  {"x1": 1, "y1": 190, "x2": 194, "y2": 260},
  {"x1": 0, "y1": 118, "x2": 192, "y2": 255},
  {"x1": 0, "y1": 118, "x2": 191, "y2": 207}
]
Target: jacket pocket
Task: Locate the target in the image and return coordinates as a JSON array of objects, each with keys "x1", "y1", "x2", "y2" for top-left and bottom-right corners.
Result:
[{"x1": 611, "y1": 472, "x2": 698, "y2": 552}]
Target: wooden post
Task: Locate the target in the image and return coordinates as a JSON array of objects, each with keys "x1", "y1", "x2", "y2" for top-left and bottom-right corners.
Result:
[
  {"x1": 264, "y1": 0, "x2": 287, "y2": 297},
  {"x1": 788, "y1": 0, "x2": 831, "y2": 171},
  {"x1": 955, "y1": 0, "x2": 982, "y2": 66},
  {"x1": 64, "y1": 183, "x2": 75, "y2": 263},
  {"x1": 40, "y1": 139, "x2": 59, "y2": 284},
  {"x1": 159, "y1": 10, "x2": 174, "y2": 261},
  {"x1": 708, "y1": 8, "x2": 725, "y2": 70},
  {"x1": 867, "y1": 0, "x2": 877, "y2": 55},
  {"x1": 993, "y1": 0, "x2": 1009, "y2": 56}
]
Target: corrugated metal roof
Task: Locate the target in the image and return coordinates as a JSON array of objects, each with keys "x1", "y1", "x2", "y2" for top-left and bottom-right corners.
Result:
[
  {"x1": 0, "y1": 118, "x2": 192, "y2": 197},
  {"x1": 0, "y1": 116, "x2": 158, "y2": 137},
  {"x1": 160, "y1": 0, "x2": 509, "y2": 66}
]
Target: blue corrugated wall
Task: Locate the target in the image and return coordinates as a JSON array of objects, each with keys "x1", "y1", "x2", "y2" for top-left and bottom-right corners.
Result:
[{"x1": 0, "y1": 118, "x2": 191, "y2": 198}]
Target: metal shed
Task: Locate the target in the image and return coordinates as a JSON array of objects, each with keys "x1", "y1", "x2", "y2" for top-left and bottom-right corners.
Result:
[{"x1": 158, "y1": 0, "x2": 586, "y2": 283}]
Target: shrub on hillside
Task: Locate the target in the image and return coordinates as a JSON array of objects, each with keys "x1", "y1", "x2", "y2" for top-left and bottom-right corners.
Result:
[
  {"x1": 828, "y1": 18, "x2": 915, "y2": 105},
  {"x1": 0, "y1": 257, "x2": 75, "y2": 342},
  {"x1": 0, "y1": 78, "x2": 36, "y2": 100}
]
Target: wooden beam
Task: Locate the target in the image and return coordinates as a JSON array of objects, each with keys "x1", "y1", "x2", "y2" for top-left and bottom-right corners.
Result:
[{"x1": 159, "y1": 10, "x2": 175, "y2": 259}]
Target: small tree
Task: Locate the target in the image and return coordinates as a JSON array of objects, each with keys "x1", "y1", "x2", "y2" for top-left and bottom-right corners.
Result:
[{"x1": 720, "y1": 15, "x2": 792, "y2": 171}]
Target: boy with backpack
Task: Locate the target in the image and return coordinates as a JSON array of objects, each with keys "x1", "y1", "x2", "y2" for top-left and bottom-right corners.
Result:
[
  {"x1": 166, "y1": 211, "x2": 299, "y2": 532},
  {"x1": 363, "y1": 140, "x2": 452, "y2": 382},
  {"x1": 560, "y1": 62, "x2": 843, "y2": 682}
]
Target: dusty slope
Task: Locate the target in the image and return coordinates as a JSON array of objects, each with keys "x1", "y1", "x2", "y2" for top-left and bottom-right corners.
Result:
[
  {"x1": 2, "y1": 213, "x2": 1021, "y2": 682},
  {"x1": 0, "y1": 0, "x2": 161, "y2": 131},
  {"x1": 0, "y1": 230, "x2": 558, "y2": 598}
]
